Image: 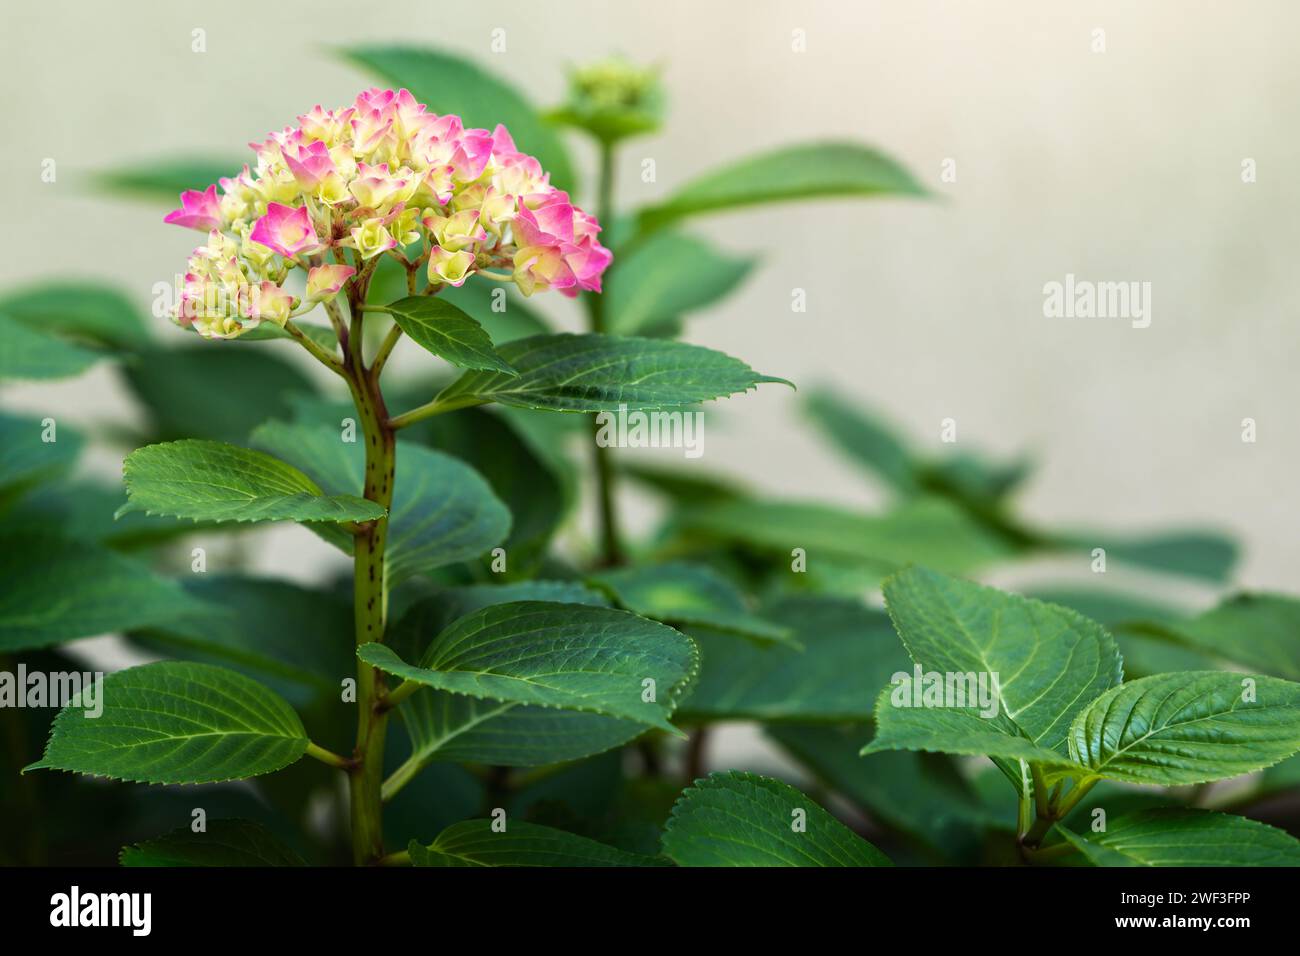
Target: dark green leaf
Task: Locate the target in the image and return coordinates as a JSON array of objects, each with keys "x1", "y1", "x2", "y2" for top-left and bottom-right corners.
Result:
[
  {"x1": 409, "y1": 819, "x2": 659, "y2": 867},
  {"x1": 662, "y1": 771, "x2": 891, "y2": 867},
  {"x1": 120, "y1": 440, "x2": 386, "y2": 525},
  {"x1": 590, "y1": 561, "x2": 794, "y2": 645},
  {"x1": 428, "y1": 333, "x2": 791, "y2": 414},
  {"x1": 1059, "y1": 808, "x2": 1300, "y2": 867},
  {"x1": 251, "y1": 421, "x2": 510, "y2": 584},
  {"x1": 361, "y1": 601, "x2": 697, "y2": 733},
  {"x1": 120, "y1": 819, "x2": 306, "y2": 866},
  {"x1": 0, "y1": 534, "x2": 203, "y2": 652},
  {"x1": 680, "y1": 594, "x2": 905, "y2": 721},
  {"x1": 122, "y1": 343, "x2": 320, "y2": 444},
  {"x1": 382, "y1": 296, "x2": 515, "y2": 373},
  {"x1": 1069, "y1": 671, "x2": 1300, "y2": 785},
  {"x1": 26, "y1": 662, "x2": 309, "y2": 784}
]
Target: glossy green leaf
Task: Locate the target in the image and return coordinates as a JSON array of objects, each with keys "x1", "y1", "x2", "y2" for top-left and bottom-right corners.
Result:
[
  {"x1": 661, "y1": 771, "x2": 891, "y2": 867},
  {"x1": 680, "y1": 594, "x2": 905, "y2": 721},
  {"x1": 122, "y1": 343, "x2": 320, "y2": 444},
  {"x1": 428, "y1": 333, "x2": 791, "y2": 414},
  {"x1": 409, "y1": 820, "x2": 658, "y2": 867},
  {"x1": 387, "y1": 587, "x2": 643, "y2": 770},
  {"x1": 26, "y1": 662, "x2": 309, "y2": 784},
  {"x1": 590, "y1": 561, "x2": 794, "y2": 645},
  {"x1": 360, "y1": 601, "x2": 697, "y2": 734},
  {"x1": 119, "y1": 439, "x2": 386, "y2": 525},
  {"x1": 863, "y1": 568, "x2": 1122, "y2": 786},
  {"x1": 251, "y1": 421, "x2": 510, "y2": 584},
  {"x1": 605, "y1": 230, "x2": 755, "y2": 336},
  {"x1": 340, "y1": 45, "x2": 576, "y2": 193},
  {"x1": 638, "y1": 142, "x2": 925, "y2": 232},
  {"x1": 381, "y1": 296, "x2": 515, "y2": 373},
  {"x1": 120, "y1": 819, "x2": 306, "y2": 866},
  {"x1": 1069, "y1": 671, "x2": 1300, "y2": 785},
  {"x1": 0, "y1": 534, "x2": 203, "y2": 652},
  {"x1": 1058, "y1": 808, "x2": 1300, "y2": 867}
]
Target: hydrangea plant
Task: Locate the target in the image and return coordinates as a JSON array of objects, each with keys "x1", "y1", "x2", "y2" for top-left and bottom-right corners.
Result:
[{"x1": 3, "y1": 47, "x2": 1299, "y2": 869}]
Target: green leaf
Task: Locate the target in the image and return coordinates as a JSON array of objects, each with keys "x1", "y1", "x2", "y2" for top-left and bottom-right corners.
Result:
[
  {"x1": 381, "y1": 296, "x2": 515, "y2": 373},
  {"x1": 120, "y1": 439, "x2": 387, "y2": 525},
  {"x1": 251, "y1": 421, "x2": 510, "y2": 585},
  {"x1": 590, "y1": 561, "x2": 795, "y2": 646},
  {"x1": 863, "y1": 568, "x2": 1122, "y2": 786},
  {"x1": 1058, "y1": 529, "x2": 1238, "y2": 583},
  {"x1": 1155, "y1": 593, "x2": 1300, "y2": 681},
  {"x1": 120, "y1": 819, "x2": 306, "y2": 866},
  {"x1": 130, "y1": 576, "x2": 353, "y2": 705},
  {"x1": 0, "y1": 411, "x2": 83, "y2": 499},
  {"x1": 360, "y1": 601, "x2": 697, "y2": 734},
  {"x1": 340, "y1": 45, "x2": 577, "y2": 194},
  {"x1": 0, "y1": 281, "x2": 149, "y2": 348},
  {"x1": 1027, "y1": 587, "x2": 1220, "y2": 678},
  {"x1": 682, "y1": 497, "x2": 1013, "y2": 579},
  {"x1": 387, "y1": 586, "x2": 643, "y2": 769},
  {"x1": 769, "y1": 724, "x2": 992, "y2": 859},
  {"x1": 0, "y1": 534, "x2": 203, "y2": 652},
  {"x1": 95, "y1": 158, "x2": 242, "y2": 201},
  {"x1": 409, "y1": 820, "x2": 659, "y2": 867},
  {"x1": 429, "y1": 333, "x2": 791, "y2": 414},
  {"x1": 637, "y1": 142, "x2": 925, "y2": 232},
  {"x1": 1068, "y1": 671, "x2": 1300, "y2": 786},
  {"x1": 1058, "y1": 808, "x2": 1300, "y2": 867},
  {"x1": 12, "y1": 479, "x2": 225, "y2": 549},
  {"x1": 0, "y1": 312, "x2": 101, "y2": 380},
  {"x1": 804, "y1": 389, "x2": 920, "y2": 494},
  {"x1": 122, "y1": 343, "x2": 320, "y2": 444},
  {"x1": 405, "y1": 407, "x2": 566, "y2": 573},
  {"x1": 439, "y1": 280, "x2": 551, "y2": 342},
  {"x1": 679, "y1": 594, "x2": 905, "y2": 721},
  {"x1": 661, "y1": 771, "x2": 891, "y2": 867},
  {"x1": 605, "y1": 230, "x2": 755, "y2": 336},
  {"x1": 26, "y1": 661, "x2": 309, "y2": 784}
]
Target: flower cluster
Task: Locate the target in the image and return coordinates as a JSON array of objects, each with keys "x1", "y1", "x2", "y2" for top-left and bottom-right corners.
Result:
[{"x1": 165, "y1": 88, "x2": 612, "y2": 339}]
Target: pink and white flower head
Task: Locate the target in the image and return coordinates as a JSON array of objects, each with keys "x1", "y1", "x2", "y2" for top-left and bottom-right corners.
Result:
[
  {"x1": 249, "y1": 203, "x2": 321, "y2": 258},
  {"x1": 163, "y1": 185, "x2": 223, "y2": 232},
  {"x1": 164, "y1": 88, "x2": 611, "y2": 337}
]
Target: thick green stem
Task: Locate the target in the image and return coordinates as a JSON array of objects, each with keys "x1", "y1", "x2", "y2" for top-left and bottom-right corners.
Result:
[
  {"x1": 585, "y1": 139, "x2": 624, "y2": 566},
  {"x1": 344, "y1": 284, "x2": 397, "y2": 866}
]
